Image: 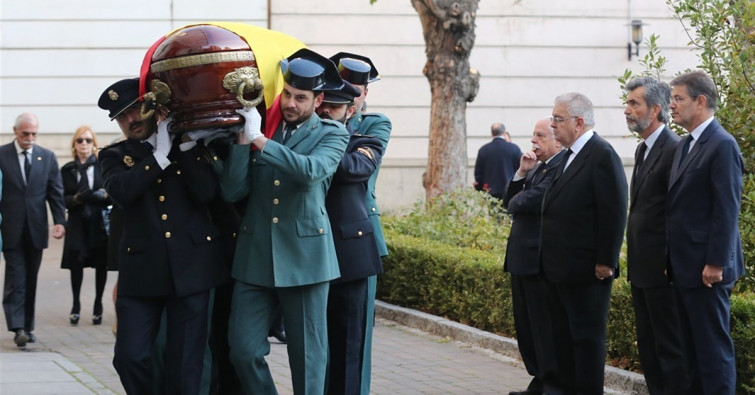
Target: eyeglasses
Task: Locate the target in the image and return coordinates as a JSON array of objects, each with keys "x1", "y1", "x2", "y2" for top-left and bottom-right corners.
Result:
[
  {"x1": 76, "y1": 138, "x2": 93, "y2": 144},
  {"x1": 550, "y1": 116, "x2": 579, "y2": 124},
  {"x1": 671, "y1": 95, "x2": 689, "y2": 104}
]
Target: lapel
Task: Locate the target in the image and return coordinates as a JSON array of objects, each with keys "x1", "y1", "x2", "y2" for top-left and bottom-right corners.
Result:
[
  {"x1": 546, "y1": 133, "x2": 598, "y2": 202},
  {"x1": 630, "y1": 127, "x2": 670, "y2": 203},
  {"x1": 271, "y1": 121, "x2": 285, "y2": 143},
  {"x1": 285, "y1": 114, "x2": 318, "y2": 149},
  {"x1": 3, "y1": 143, "x2": 26, "y2": 187},
  {"x1": 529, "y1": 149, "x2": 565, "y2": 188},
  {"x1": 669, "y1": 119, "x2": 717, "y2": 188}
]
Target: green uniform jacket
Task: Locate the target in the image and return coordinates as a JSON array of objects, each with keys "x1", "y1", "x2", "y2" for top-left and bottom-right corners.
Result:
[
  {"x1": 348, "y1": 112, "x2": 391, "y2": 257},
  {"x1": 221, "y1": 113, "x2": 349, "y2": 287}
]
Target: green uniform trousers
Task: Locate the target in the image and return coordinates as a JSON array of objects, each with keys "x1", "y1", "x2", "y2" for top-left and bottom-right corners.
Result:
[{"x1": 229, "y1": 280, "x2": 329, "y2": 395}]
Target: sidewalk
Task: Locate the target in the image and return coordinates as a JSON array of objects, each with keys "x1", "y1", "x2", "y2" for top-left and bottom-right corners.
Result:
[{"x1": 0, "y1": 236, "x2": 643, "y2": 394}]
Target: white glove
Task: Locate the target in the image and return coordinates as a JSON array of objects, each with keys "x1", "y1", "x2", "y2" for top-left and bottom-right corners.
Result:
[
  {"x1": 236, "y1": 107, "x2": 263, "y2": 142},
  {"x1": 155, "y1": 116, "x2": 173, "y2": 158}
]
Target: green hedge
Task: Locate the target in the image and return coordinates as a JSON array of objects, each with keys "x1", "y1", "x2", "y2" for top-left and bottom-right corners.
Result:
[{"x1": 377, "y1": 227, "x2": 755, "y2": 393}]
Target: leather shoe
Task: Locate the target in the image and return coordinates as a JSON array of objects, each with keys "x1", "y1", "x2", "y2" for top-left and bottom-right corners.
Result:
[
  {"x1": 13, "y1": 329, "x2": 29, "y2": 347},
  {"x1": 70, "y1": 314, "x2": 80, "y2": 325},
  {"x1": 92, "y1": 315, "x2": 102, "y2": 325},
  {"x1": 27, "y1": 332, "x2": 37, "y2": 343},
  {"x1": 268, "y1": 329, "x2": 287, "y2": 344}
]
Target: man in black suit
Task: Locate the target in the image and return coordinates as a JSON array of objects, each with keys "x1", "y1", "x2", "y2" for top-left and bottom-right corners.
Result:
[
  {"x1": 97, "y1": 78, "x2": 229, "y2": 393},
  {"x1": 474, "y1": 123, "x2": 522, "y2": 199},
  {"x1": 540, "y1": 93, "x2": 628, "y2": 394},
  {"x1": 1, "y1": 112, "x2": 66, "y2": 347},
  {"x1": 667, "y1": 70, "x2": 744, "y2": 394},
  {"x1": 624, "y1": 77, "x2": 688, "y2": 394},
  {"x1": 318, "y1": 80, "x2": 384, "y2": 394},
  {"x1": 503, "y1": 118, "x2": 564, "y2": 395}
]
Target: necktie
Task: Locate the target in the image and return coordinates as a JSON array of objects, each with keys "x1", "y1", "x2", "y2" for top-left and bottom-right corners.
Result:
[
  {"x1": 557, "y1": 149, "x2": 573, "y2": 177},
  {"x1": 282, "y1": 123, "x2": 297, "y2": 144},
  {"x1": 635, "y1": 142, "x2": 647, "y2": 170},
  {"x1": 22, "y1": 150, "x2": 31, "y2": 182},
  {"x1": 680, "y1": 135, "x2": 693, "y2": 163}
]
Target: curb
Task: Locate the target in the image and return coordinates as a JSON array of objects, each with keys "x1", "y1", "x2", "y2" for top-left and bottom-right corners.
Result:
[{"x1": 375, "y1": 300, "x2": 649, "y2": 395}]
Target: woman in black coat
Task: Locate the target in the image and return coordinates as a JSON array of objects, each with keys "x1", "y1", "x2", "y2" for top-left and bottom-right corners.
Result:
[{"x1": 60, "y1": 126, "x2": 110, "y2": 325}]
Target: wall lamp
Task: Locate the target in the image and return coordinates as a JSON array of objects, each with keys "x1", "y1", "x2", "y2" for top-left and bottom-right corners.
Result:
[{"x1": 627, "y1": 19, "x2": 644, "y2": 60}]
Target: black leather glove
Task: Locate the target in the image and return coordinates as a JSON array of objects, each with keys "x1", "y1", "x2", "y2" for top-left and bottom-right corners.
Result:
[{"x1": 75, "y1": 188, "x2": 94, "y2": 202}]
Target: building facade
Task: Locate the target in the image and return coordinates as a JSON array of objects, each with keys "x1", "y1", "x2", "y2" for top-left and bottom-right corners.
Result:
[{"x1": 0, "y1": 0, "x2": 699, "y2": 211}]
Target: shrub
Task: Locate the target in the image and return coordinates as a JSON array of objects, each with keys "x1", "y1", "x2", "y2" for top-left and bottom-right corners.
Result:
[{"x1": 379, "y1": 187, "x2": 755, "y2": 392}]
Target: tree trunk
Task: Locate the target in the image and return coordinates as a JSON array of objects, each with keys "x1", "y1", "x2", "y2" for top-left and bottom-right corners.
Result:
[{"x1": 412, "y1": 0, "x2": 480, "y2": 202}]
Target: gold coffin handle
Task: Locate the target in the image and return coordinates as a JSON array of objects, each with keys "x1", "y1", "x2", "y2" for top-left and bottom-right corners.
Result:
[
  {"x1": 140, "y1": 80, "x2": 172, "y2": 121},
  {"x1": 223, "y1": 67, "x2": 264, "y2": 108}
]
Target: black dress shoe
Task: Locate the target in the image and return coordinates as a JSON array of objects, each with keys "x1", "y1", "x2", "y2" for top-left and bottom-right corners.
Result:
[
  {"x1": 268, "y1": 329, "x2": 287, "y2": 344},
  {"x1": 92, "y1": 315, "x2": 102, "y2": 325},
  {"x1": 13, "y1": 329, "x2": 29, "y2": 347},
  {"x1": 27, "y1": 332, "x2": 37, "y2": 343},
  {"x1": 70, "y1": 314, "x2": 80, "y2": 325}
]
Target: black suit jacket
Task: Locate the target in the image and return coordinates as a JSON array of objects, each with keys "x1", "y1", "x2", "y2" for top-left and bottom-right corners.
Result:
[
  {"x1": 503, "y1": 150, "x2": 565, "y2": 275},
  {"x1": 474, "y1": 138, "x2": 522, "y2": 198},
  {"x1": 626, "y1": 127, "x2": 680, "y2": 287},
  {"x1": 60, "y1": 158, "x2": 110, "y2": 268},
  {"x1": 326, "y1": 134, "x2": 384, "y2": 283},
  {"x1": 666, "y1": 119, "x2": 744, "y2": 287},
  {"x1": 99, "y1": 137, "x2": 229, "y2": 297},
  {"x1": 0, "y1": 142, "x2": 66, "y2": 251},
  {"x1": 541, "y1": 133, "x2": 628, "y2": 284}
]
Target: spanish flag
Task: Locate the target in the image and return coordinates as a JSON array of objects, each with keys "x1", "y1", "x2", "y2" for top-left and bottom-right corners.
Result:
[{"x1": 139, "y1": 22, "x2": 305, "y2": 137}]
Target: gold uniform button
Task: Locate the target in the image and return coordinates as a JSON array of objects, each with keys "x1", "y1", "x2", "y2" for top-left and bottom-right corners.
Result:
[
  {"x1": 161, "y1": 214, "x2": 167, "y2": 220},
  {"x1": 145, "y1": 165, "x2": 150, "y2": 171},
  {"x1": 213, "y1": 156, "x2": 218, "y2": 161},
  {"x1": 127, "y1": 247, "x2": 131, "y2": 253},
  {"x1": 196, "y1": 156, "x2": 201, "y2": 161},
  {"x1": 273, "y1": 180, "x2": 281, "y2": 186},
  {"x1": 165, "y1": 232, "x2": 171, "y2": 238},
  {"x1": 159, "y1": 196, "x2": 165, "y2": 202},
  {"x1": 371, "y1": 207, "x2": 376, "y2": 212},
  {"x1": 273, "y1": 198, "x2": 279, "y2": 205},
  {"x1": 232, "y1": 232, "x2": 237, "y2": 238},
  {"x1": 358, "y1": 231, "x2": 363, "y2": 237},
  {"x1": 252, "y1": 158, "x2": 257, "y2": 163},
  {"x1": 176, "y1": 170, "x2": 181, "y2": 175},
  {"x1": 157, "y1": 178, "x2": 162, "y2": 184},
  {"x1": 272, "y1": 217, "x2": 279, "y2": 224},
  {"x1": 318, "y1": 228, "x2": 324, "y2": 234},
  {"x1": 206, "y1": 236, "x2": 212, "y2": 241}
]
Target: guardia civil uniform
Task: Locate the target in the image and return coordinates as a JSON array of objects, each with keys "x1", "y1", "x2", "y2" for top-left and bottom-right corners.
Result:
[{"x1": 222, "y1": 49, "x2": 349, "y2": 395}]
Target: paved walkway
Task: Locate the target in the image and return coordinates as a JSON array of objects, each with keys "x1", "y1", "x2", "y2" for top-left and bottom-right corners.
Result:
[{"x1": 1, "y1": 236, "x2": 539, "y2": 394}]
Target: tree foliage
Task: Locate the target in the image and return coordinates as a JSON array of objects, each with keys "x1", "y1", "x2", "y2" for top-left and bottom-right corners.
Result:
[{"x1": 669, "y1": 0, "x2": 755, "y2": 170}]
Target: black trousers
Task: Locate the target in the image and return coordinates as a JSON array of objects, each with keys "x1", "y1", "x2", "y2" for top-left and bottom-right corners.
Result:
[
  {"x1": 208, "y1": 282, "x2": 242, "y2": 395},
  {"x1": 113, "y1": 291, "x2": 210, "y2": 395},
  {"x1": 511, "y1": 274, "x2": 558, "y2": 392},
  {"x1": 327, "y1": 278, "x2": 368, "y2": 395},
  {"x1": 544, "y1": 279, "x2": 613, "y2": 394},
  {"x1": 630, "y1": 284, "x2": 689, "y2": 395},
  {"x1": 2, "y1": 228, "x2": 43, "y2": 332}
]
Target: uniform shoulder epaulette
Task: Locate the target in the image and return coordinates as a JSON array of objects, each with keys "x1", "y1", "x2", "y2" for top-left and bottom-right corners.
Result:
[
  {"x1": 100, "y1": 139, "x2": 126, "y2": 151},
  {"x1": 362, "y1": 112, "x2": 386, "y2": 118},
  {"x1": 320, "y1": 118, "x2": 341, "y2": 127}
]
